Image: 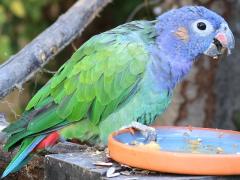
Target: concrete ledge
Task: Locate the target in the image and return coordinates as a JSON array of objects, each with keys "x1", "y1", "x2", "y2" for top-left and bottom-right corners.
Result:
[{"x1": 44, "y1": 149, "x2": 240, "y2": 180}]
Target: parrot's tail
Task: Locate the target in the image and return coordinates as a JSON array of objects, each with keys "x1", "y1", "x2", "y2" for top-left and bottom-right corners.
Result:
[{"x1": 1, "y1": 131, "x2": 60, "y2": 178}]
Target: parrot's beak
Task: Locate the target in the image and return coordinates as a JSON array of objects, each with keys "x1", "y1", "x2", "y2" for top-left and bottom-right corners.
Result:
[{"x1": 204, "y1": 23, "x2": 235, "y2": 59}]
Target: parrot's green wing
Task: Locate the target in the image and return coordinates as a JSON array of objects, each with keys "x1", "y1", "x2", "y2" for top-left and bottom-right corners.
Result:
[{"x1": 4, "y1": 22, "x2": 154, "y2": 150}]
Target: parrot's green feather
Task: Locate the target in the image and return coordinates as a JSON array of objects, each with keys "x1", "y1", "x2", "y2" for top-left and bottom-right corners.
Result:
[
  {"x1": 3, "y1": 97, "x2": 52, "y2": 136},
  {"x1": 2, "y1": 114, "x2": 29, "y2": 135},
  {"x1": 4, "y1": 21, "x2": 155, "y2": 151},
  {"x1": 4, "y1": 105, "x2": 59, "y2": 151},
  {"x1": 4, "y1": 129, "x2": 28, "y2": 151},
  {"x1": 68, "y1": 101, "x2": 92, "y2": 121},
  {"x1": 101, "y1": 84, "x2": 138, "y2": 120},
  {"x1": 25, "y1": 85, "x2": 51, "y2": 110},
  {"x1": 89, "y1": 99, "x2": 106, "y2": 125},
  {"x1": 50, "y1": 83, "x2": 65, "y2": 104},
  {"x1": 27, "y1": 106, "x2": 61, "y2": 132}
]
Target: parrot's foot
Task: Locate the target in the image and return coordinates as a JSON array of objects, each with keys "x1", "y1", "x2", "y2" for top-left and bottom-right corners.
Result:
[{"x1": 121, "y1": 122, "x2": 157, "y2": 142}]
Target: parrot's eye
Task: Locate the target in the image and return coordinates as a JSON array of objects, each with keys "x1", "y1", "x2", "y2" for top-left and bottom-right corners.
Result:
[
  {"x1": 197, "y1": 22, "x2": 206, "y2": 30},
  {"x1": 192, "y1": 19, "x2": 213, "y2": 36}
]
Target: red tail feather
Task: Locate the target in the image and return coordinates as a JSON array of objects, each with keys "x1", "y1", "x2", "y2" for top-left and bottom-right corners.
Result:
[{"x1": 34, "y1": 131, "x2": 60, "y2": 150}]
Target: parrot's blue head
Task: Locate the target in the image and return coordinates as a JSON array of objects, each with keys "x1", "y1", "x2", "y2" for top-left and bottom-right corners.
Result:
[{"x1": 155, "y1": 6, "x2": 235, "y2": 61}]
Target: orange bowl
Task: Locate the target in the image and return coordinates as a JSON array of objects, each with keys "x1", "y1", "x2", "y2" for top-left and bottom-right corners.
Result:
[{"x1": 108, "y1": 126, "x2": 240, "y2": 175}]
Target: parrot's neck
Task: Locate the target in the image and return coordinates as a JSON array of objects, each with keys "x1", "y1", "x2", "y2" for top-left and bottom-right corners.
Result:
[{"x1": 147, "y1": 45, "x2": 193, "y2": 93}]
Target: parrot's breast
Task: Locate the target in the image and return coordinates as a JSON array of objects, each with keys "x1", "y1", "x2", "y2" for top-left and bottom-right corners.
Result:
[{"x1": 99, "y1": 78, "x2": 172, "y2": 144}]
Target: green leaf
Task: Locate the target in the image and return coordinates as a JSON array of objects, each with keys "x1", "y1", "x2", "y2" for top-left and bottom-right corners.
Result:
[{"x1": 10, "y1": 0, "x2": 26, "y2": 18}]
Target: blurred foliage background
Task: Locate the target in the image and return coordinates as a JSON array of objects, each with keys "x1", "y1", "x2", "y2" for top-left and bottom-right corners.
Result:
[
  {"x1": 0, "y1": 0, "x2": 240, "y2": 131},
  {"x1": 0, "y1": 0, "x2": 153, "y2": 121},
  {"x1": 0, "y1": 0, "x2": 66, "y2": 62}
]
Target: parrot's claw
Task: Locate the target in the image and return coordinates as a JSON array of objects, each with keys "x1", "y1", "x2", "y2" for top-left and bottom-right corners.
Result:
[
  {"x1": 121, "y1": 122, "x2": 157, "y2": 142},
  {"x1": 143, "y1": 127, "x2": 157, "y2": 143}
]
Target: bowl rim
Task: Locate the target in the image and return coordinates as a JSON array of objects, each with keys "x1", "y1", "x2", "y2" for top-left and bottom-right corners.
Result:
[{"x1": 108, "y1": 126, "x2": 240, "y2": 175}]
